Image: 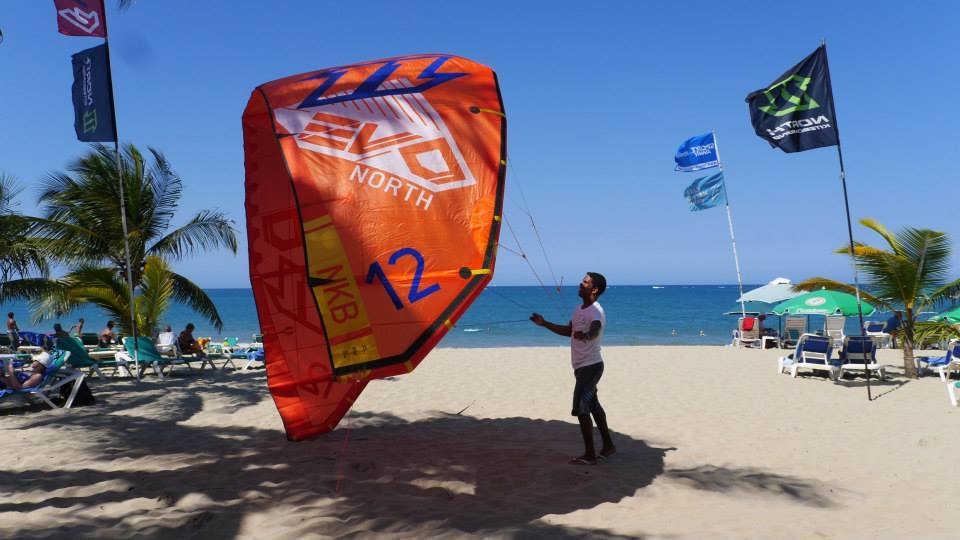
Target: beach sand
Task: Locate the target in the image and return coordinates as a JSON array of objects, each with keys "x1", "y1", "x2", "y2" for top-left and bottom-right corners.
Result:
[{"x1": 1, "y1": 345, "x2": 957, "y2": 539}]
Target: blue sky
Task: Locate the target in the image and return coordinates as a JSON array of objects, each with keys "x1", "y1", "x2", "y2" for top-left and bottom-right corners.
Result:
[{"x1": 2, "y1": 1, "x2": 957, "y2": 289}]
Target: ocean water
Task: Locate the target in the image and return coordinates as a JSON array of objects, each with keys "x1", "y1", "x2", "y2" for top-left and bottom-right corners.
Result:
[{"x1": 1, "y1": 285, "x2": 884, "y2": 347}]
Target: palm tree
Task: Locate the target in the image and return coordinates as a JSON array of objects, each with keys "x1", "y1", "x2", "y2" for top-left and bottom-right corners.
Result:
[
  {"x1": 0, "y1": 172, "x2": 48, "y2": 285},
  {"x1": 2, "y1": 144, "x2": 237, "y2": 335},
  {"x1": 23, "y1": 256, "x2": 214, "y2": 337},
  {"x1": 793, "y1": 218, "x2": 960, "y2": 378}
]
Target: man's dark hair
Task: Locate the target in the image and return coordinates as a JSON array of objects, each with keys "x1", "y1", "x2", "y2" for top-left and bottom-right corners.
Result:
[{"x1": 587, "y1": 272, "x2": 607, "y2": 296}]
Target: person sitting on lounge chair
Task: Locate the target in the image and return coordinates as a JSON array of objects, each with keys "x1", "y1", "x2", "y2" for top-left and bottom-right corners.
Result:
[
  {"x1": 177, "y1": 323, "x2": 206, "y2": 358},
  {"x1": 0, "y1": 351, "x2": 52, "y2": 390},
  {"x1": 98, "y1": 321, "x2": 116, "y2": 348}
]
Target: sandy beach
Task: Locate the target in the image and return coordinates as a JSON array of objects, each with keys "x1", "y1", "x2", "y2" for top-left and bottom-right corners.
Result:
[{"x1": 1, "y1": 345, "x2": 957, "y2": 539}]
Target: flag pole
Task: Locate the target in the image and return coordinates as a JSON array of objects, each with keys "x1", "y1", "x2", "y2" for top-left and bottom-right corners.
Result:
[
  {"x1": 100, "y1": 6, "x2": 140, "y2": 380},
  {"x1": 711, "y1": 131, "x2": 747, "y2": 320},
  {"x1": 822, "y1": 41, "x2": 870, "y2": 400}
]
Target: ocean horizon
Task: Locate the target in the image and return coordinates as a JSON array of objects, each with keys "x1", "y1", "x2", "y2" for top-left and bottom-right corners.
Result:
[{"x1": 1, "y1": 284, "x2": 888, "y2": 348}]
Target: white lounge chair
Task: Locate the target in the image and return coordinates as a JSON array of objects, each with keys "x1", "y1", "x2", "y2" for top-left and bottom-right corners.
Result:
[
  {"x1": 782, "y1": 316, "x2": 807, "y2": 348},
  {"x1": 734, "y1": 317, "x2": 761, "y2": 348},
  {"x1": 917, "y1": 340, "x2": 960, "y2": 381},
  {"x1": 947, "y1": 381, "x2": 960, "y2": 406},
  {"x1": 778, "y1": 333, "x2": 838, "y2": 380},
  {"x1": 864, "y1": 321, "x2": 891, "y2": 348},
  {"x1": 0, "y1": 350, "x2": 86, "y2": 408},
  {"x1": 825, "y1": 316, "x2": 846, "y2": 349}
]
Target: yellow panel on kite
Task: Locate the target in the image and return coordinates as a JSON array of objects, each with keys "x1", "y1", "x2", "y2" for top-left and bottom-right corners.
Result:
[{"x1": 243, "y1": 54, "x2": 506, "y2": 440}]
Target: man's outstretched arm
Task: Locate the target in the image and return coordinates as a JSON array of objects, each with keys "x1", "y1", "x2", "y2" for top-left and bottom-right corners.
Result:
[{"x1": 530, "y1": 313, "x2": 572, "y2": 337}]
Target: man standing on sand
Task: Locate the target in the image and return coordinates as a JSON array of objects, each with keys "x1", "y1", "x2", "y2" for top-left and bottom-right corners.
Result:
[
  {"x1": 530, "y1": 272, "x2": 616, "y2": 465},
  {"x1": 6, "y1": 312, "x2": 20, "y2": 349}
]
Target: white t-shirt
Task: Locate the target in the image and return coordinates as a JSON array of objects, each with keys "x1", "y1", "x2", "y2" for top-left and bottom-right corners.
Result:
[{"x1": 570, "y1": 302, "x2": 605, "y2": 370}]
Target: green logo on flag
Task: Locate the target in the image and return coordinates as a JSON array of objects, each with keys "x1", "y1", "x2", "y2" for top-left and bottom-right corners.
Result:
[
  {"x1": 758, "y1": 74, "x2": 820, "y2": 117},
  {"x1": 82, "y1": 110, "x2": 99, "y2": 134}
]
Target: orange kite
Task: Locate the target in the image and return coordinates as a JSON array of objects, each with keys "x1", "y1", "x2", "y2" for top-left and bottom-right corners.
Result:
[{"x1": 243, "y1": 54, "x2": 506, "y2": 440}]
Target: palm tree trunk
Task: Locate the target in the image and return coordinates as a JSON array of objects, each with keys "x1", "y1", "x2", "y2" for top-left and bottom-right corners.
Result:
[{"x1": 902, "y1": 311, "x2": 918, "y2": 378}]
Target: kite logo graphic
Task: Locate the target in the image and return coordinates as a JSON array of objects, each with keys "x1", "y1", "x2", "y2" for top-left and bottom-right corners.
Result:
[
  {"x1": 758, "y1": 74, "x2": 820, "y2": 117},
  {"x1": 275, "y1": 78, "x2": 476, "y2": 202},
  {"x1": 296, "y1": 56, "x2": 466, "y2": 109},
  {"x1": 58, "y1": 7, "x2": 102, "y2": 35}
]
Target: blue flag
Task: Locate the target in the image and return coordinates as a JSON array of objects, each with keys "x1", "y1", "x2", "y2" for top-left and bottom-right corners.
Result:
[
  {"x1": 674, "y1": 133, "x2": 719, "y2": 172},
  {"x1": 684, "y1": 172, "x2": 726, "y2": 211},
  {"x1": 71, "y1": 43, "x2": 116, "y2": 142}
]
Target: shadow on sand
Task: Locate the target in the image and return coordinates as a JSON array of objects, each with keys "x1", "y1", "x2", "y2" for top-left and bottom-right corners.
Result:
[{"x1": 0, "y1": 372, "x2": 839, "y2": 539}]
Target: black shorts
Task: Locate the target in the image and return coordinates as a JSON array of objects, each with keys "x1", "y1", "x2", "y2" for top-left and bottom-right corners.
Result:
[{"x1": 571, "y1": 362, "x2": 604, "y2": 416}]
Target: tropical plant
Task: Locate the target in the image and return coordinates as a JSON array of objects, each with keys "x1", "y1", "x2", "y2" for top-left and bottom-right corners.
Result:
[
  {"x1": 1, "y1": 144, "x2": 237, "y2": 335},
  {"x1": 912, "y1": 320, "x2": 960, "y2": 349},
  {"x1": 793, "y1": 218, "x2": 960, "y2": 378},
  {"x1": 20, "y1": 256, "x2": 215, "y2": 337},
  {"x1": 0, "y1": 172, "x2": 48, "y2": 285}
]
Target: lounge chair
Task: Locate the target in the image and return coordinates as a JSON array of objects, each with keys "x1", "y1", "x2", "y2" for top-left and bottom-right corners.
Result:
[
  {"x1": 864, "y1": 321, "x2": 891, "y2": 348},
  {"x1": 203, "y1": 342, "x2": 237, "y2": 370},
  {"x1": 155, "y1": 331, "x2": 177, "y2": 357},
  {"x1": 825, "y1": 316, "x2": 846, "y2": 349},
  {"x1": 916, "y1": 340, "x2": 960, "y2": 381},
  {"x1": 948, "y1": 381, "x2": 960, "y2": 406},
  {"x1": 240, "y1": 347, "x2": 265, "y2": 371},
  {"x1": 782, "y1": 316, "x2": 807, "y2": 348},
  {"x1": 116, "y1": 337, "x2": 193, "y2": 380},
  {"x1": 778, "y1": 333, "x2": 838, "y2": 380},
  {"x1": 838, "y1": 336, "x2": 886, "y2": 379},
  {"x1": 0, "y1": 350, "x2": 86, "y2": 408},
  {"x1": 80, "y1": 333, "x2": 100, "y2": 347},
  {"x1": 734, "y1": 317, "x2": 761, "y2": 348},
  {"x1": 55, "y1": 336, "x2": 131, "y2": 378}
]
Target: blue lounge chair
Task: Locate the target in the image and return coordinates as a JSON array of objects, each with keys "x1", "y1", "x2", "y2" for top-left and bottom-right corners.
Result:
[
  {"x1": 778, "y1": 333, "x2": 838, "y2": 380},
  {"x1": 838, "y1": 336, "x2": 885, "y2": 379},
  {"x1": 917, "y1": 340, "x2": 960, "y2": 381},
  {"x1": 0, "y1": 350, "x2": 86, "y2": 408}
]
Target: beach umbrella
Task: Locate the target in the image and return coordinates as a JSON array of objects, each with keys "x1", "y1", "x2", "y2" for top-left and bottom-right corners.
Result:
[
  {"x1": 772, "y1": 290, "x2": 875, "y2": 316},
  {"x1": 737, "y1": 277, "x2": 802, "y2": 304},
  {"x1": 928, "y1": 306, "x2": 960, "y2": 324},
  {"x1": 723, "y1": 301, "x2": 775, "y2": 315}
]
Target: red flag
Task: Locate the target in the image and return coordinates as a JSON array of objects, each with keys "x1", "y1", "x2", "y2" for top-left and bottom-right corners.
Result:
[{"x1": 54, "y1": 0, "x2": 106, "y2": 38}]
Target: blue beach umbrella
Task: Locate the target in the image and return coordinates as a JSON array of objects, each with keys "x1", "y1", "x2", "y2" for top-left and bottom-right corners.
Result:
[
  {"x1": 737, "y1": 277, "x2": 802, "y2": 304},
  {"x1": 723, "y1": 301, "x2": 775, "y2": 315}
]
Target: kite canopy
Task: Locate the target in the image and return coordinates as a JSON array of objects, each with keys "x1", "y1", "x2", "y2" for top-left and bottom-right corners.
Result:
[{"x1": 243, "y1": 54, "x2": 506, "y2": 440}]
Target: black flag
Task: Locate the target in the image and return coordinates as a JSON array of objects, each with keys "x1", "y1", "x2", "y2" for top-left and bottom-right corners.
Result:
[
  {"x1": 70, "y1": 43, "x2": 116, "y2": 142},
  {"x1": 745, "y1": 45, "x2": 838, "y2": 153}
]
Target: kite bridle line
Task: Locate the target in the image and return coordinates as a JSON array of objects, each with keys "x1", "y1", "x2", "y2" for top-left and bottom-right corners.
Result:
[{"x1": 464, "y1": 104, "x2": 565, "y2": 320}]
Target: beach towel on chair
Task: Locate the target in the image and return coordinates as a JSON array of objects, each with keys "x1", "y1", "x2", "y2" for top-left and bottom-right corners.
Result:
[{"x1": 742, "y1": 317, "x2": 756, "y2": 331}]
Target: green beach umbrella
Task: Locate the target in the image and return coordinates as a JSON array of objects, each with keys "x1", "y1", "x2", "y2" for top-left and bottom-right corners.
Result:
[
  {"x1": 928, "y1": 306, "x2": 960, "y2": 324},
  {"x1": 771, "y1": 290, "x2": 875, "y2": 317}
]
